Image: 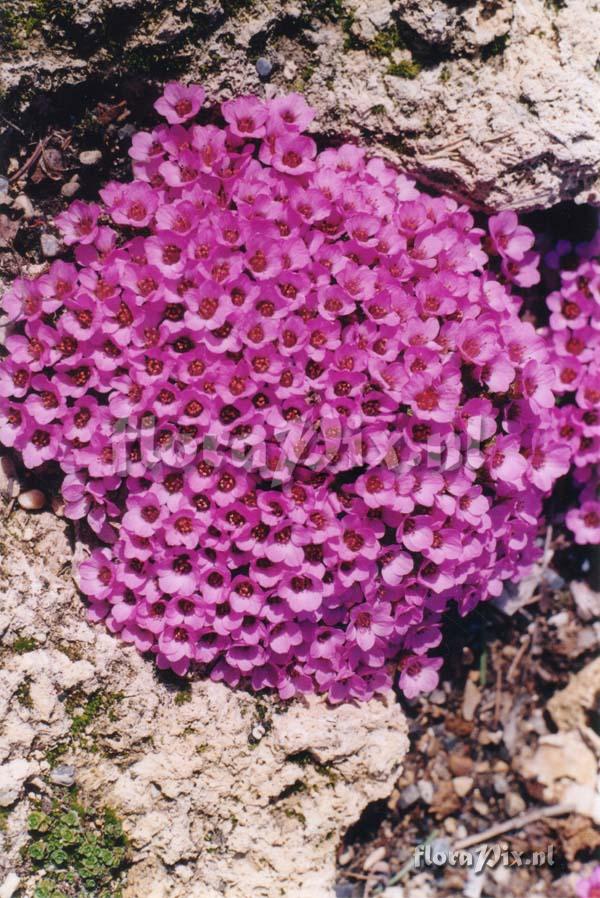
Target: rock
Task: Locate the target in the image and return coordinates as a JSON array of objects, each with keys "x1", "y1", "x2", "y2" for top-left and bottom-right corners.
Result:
[
  {"x1": 504, "y1": 791, "x2": 526, "y2": 816},
  {"x1": 398, "y1": 783, "x2": 420, "y2": 809},
  {"x1": 1, "y1": 0, "x2": 598, "y2": 210},
  {"x1": 449, "y1": 754, "x2": 473, "y2": 777},
  {"x1": 0, "y1": 873, "x2": 20, "y2": 898},
  {"x1": 49, "y1": 764, "x2": 77, "y2": 787},
  {"x1": 417, "y1": 780, "x2": 434, "y2": 804},
  {"x1": 18, "y1": 489, "x2": 45, "y2": 511},
  {"x1": 61, "y1": 176, "x2": 80, "y2": 198},
  {"x1": 0, "y1": 513, "x2": 408, "y2": 898},
  {"x1": 363, "y1": 845, "x2": 386, "y2": 871},
  {"x1": 571, "y1": 582, "x2": 600, "y2": 622},
  {"x1": 40, "y1": 233, "x2": 60, "y2": 258},
  {"x1": 452, "y1": 776, "x2": 474, "y2": 797},
  {"x1": 78, "y1": 149, "x2": 103, "y2": 165},
  {"x1": 461, "y1": 678, "x2": 481, "y2": 722},
  {"x1": 256, "y1": 57, "x2": 273, "y2": 78},
  {"x1": 381, "y1": 889, "x2": 405, "y2": 898},
  {"x1": 0, "y1": 177, "x2": 9, "y2": 203},
  {"x1": 492, "y1": 774, "x2": 508, "y2": 795},
  {"x1": 0, "y1": 759, "x2": 37, "y2": 806},
  {"x1": 428, "y1": 688, "x2": 446, "y2": 705},
  {"x1": 13, "y1": 194, "x2": 34, "y2": 219},
  {"x1": 338, "y1": 846, "x2": 354, "y2": 867}
]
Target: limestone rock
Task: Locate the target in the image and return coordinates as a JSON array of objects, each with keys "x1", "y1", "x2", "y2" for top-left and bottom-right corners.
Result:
[
  {"x1": 0, "y1": 0, "x2": 598, "y2": 210},
  {"x1": 0, "y1": 510, "x2": 408, "y2": 897}
]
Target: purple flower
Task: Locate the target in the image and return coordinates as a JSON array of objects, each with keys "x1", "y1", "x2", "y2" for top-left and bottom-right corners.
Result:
[
  {"x1": 399, "y1": 655, "x2": 443, "y2": 699},
  {"x1": 154, "y1": 82, "x2": 205, "y2": 124}
]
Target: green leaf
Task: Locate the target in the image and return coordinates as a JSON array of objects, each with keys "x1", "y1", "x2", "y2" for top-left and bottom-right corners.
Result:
[
  {"x1": 49, "y1": 847, "x2": 69, "y2": 866},
  {"x1": 28, "y1": 841, "x2": 48, "y2": 861},
  {"x1": 28, "y1": 811, "x2": 50, "y2": 832}
]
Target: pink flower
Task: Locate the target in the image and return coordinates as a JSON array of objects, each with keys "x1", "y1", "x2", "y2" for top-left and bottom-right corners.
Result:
[
  {"x1": 222, "y1": 95, "x2": 269, "y2": 138},
  {"x1": 566, "y1": 501, "x2": 600, "y2": 545},
  {"x1": 56, "y1": 201, "x2": 100, "y2": 246},
  {"x1": 488, "y1": 211, "x2": 535, "y2": 261},
  {"x1": 154, "y1": 82, "x2": 205, "y2": 124},
  {"x1": 399, "y1": 655, "x2": 443, "y2": 699},
  {"x1": 577, "y1": 866, "x2": 600, "y2": 898}
]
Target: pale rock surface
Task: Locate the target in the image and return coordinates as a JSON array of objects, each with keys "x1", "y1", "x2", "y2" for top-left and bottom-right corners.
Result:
[
  {"x1": 0, "y1": 0, "x2": 599, "y2": 210},
  {"x1": 0, "y1": 508, "x2": 408, "y2": 897}
]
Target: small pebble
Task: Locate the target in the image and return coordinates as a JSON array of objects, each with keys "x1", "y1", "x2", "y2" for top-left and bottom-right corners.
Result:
[
  {"x1": 49, "y1": 764, "x2": 77, "y2": 787},
  {"x1": 449, "y1": 753, "x2": 473, "y2": 776},
  {"x1": 493, "y1": 774, "x2": 508, "y2": 795},
  {"x1": 61, "y1": 175, "x2": 80, "y2": 198},
  {"x1": 452, "y1": 775, "x2": 474, "y2": 797},
  {"x1": 0, "y1": 872, "x2": 20, "y2": 898},
  {"x1": 256, "y1": 57, "x2": 273, "y2": 78},
  {"x1": 398, "y1": 783, "x2": 420, "y2": 809},
  {"x1": 13, "y1": 194, "x2": 34, "y2": 219},
  {"x1": 417, "y1": 780, "x2": 433, "y2": 804},
  {"x1": 504, "y1": 790, "x2": 526, "y2": 816},
  {"x1": 18, "y1": 488, "x2": 45, "y2": 511},
  {"x1": 428, "y1": 688, "x2": 446, "y2": 705},
  {"x1": 444, "y1": 817, "x2": 457, "y2": 834},
  {"x1": 79, "y1": 149, "x2": 103, "y2": 166},
  {"x1": 334, "y1": 885, "x2": 354, "y2": 898},
  {"x1": 251, "y1": 723, "x2": 266, "y2": 741},
  {"x1": 363, "y1": 845, "x2": 386, "y2": 871},
  {"x1": 118, "y1": 123, "x2": 136, "y2": 141},
  {"x1": 40, "y1": 233, "x2": 60, "y2": 258},
  {"x1": 338, "y1": 846, "x2": 354, "y2": 867}
]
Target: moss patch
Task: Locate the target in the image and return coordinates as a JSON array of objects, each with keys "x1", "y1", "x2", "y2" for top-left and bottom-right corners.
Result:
[
  {"x1": 387, "y1": 60, "x2": 422, "y2": 79},
  {"x1": 12, "y1": 635, "x2": 39, "y2": 654}
]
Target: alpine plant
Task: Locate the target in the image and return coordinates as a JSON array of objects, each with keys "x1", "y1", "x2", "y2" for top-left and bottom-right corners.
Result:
[{"x1": 0, "y1": 83, "x2": 598, "y2": 703}]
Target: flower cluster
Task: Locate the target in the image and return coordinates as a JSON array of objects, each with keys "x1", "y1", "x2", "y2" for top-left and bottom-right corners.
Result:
[
  {"x1": 0, "y1": 83, "x2": 595, "y2": 703},
  {"x1": 539, "y1": 234, "x2": 600, "y2": 545}
]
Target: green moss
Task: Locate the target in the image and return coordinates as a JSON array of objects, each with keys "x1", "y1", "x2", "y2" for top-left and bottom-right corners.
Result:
[
  {"x1": 0, "y1": 807, "x2": 11, "y2": 832},
  {"x1": 481, "y1": 33, "x2": 509, "y2": 61},
  {"x1": 439, "y1": 65, "x2": 451, "y2": 83},
  {"x1": 26, "y1": 790, "x2": 130, "y2": 898},
  {"x1": 367, "y1": 23, "x2": 404, "y2": 58},
  {"x1": 45, "y1": 742, "x2": 68, "y2": 768},
  {"x1": 0, "y1": 7, "x2": 23, "y2": 49},
  {"x1": 174, "y1": 686, "x2": 192, "y2": 706},
  {"x1": 55, "y1": 642, "x2": 83, "y2": 662},
  {"x1": 221, "y1": 0, "x2": 255, "y2": 16},
  {"x1": 16, "y1": 679, "x2": 33, "y2": 709},
  {"x1": 309, "y1": 0, "x2": 346, "y2": 21},
  {"x1": 68, "y1": 691, "x2": 124, "y2": 738},
  {"x1": 285, "y1": 750, "x2": 339, "y2": 786},
  {"x1": 12, "y1": 636, "x2": 38, "y2": 654},
  {"x1": 20, "y1": 0, "x2": 73, "y2": 37},
  {"x1": 387, "y1": 59, "x2": 422, "y2": 79},
  {"x1": 284, "y1": 808, "x2": 306, "y2": 825}
]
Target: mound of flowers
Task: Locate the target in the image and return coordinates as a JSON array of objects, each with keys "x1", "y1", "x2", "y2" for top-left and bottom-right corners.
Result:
[{"x1": 0, "y1": 83, "x2": 597, "y2": 702}]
